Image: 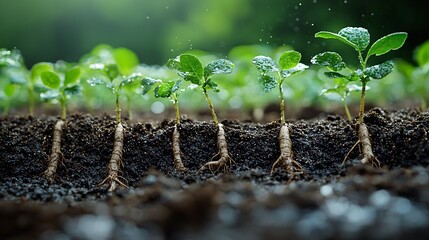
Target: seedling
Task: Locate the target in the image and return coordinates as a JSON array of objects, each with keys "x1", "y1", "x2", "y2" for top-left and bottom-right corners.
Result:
[
  {"x1": 0, "y1": 49, "x2": 28, "y2": 115},
  {"x1": 85, "y1": 46, "x2": 153, "y2": 191},
  {"x1": 167, "y1": 54, "x2": 234, "y2": 172},
  {"x1": 397, "y1": 40, "x2": 429, "y2": 110},
  {"x1": 153, "y1": 78, "x2": 187, "y2": 171},
  {"x1": 321, "y1": 78, "x2": 363, "y2": 123},
  {"x1": 252, "y1": 50, "x2": 308, "y2": 176},
  {"x1": 312, "y1": 27, "x2": 407, "y2": 166},
  {"x1": 35, "y1": 61, "x2": 82, "y2": 182}
]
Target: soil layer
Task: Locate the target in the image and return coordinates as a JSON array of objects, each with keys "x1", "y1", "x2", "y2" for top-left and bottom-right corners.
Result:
[{"x1": 1, "y1": 108, "x2": 429, "y2": 239}]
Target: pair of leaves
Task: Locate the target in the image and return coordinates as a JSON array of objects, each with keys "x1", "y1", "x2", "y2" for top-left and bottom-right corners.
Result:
[
  {"x1": 315, "y1": 27, "x2": 407, "y2": 60},
  {"x1": 167, "y1": 54, "x2": 234, "y2": 86},
  {"x1": 252, "y1": 50, "x2": 308, "y2": 93},
  {"x1": 41, "y1": 66, "x2": 81, "y2": 89}
]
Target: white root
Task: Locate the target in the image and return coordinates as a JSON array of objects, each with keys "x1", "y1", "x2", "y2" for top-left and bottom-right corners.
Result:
[
  {"x1": 43, "y1": 119, "x2": 65, "y2": 182},
  {"x1": 271, "y1": 124, "x2": 303, "y2": 176},
  {"x1": 198, "y1": 123, "x2": 234, "y2": 173},
  {"x1": 99, "y1": 123, "x2": 128, "y2": 191},
  {"x1": 172, "y1": 124, "x2": 187, "y2": 172}
]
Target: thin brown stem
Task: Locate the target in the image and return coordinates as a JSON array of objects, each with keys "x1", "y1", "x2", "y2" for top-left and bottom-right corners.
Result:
[
  {"x1": 271, "y1": 123, "x2": 303, "y2": 177},
  {"x1": 99, "y1": 123, "x2": 128, "y2": 191},
  {"x1": 198, "y1": 123, "x2": 234, "y2": 173},
  {"x1": 43, "y1": 119, "x2": 65, "y2": 182}
]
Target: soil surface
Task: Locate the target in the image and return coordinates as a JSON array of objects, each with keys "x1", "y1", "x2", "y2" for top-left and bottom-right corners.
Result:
[{"x1": 1, "y1": 108, "x2": 429, "y2": 239}]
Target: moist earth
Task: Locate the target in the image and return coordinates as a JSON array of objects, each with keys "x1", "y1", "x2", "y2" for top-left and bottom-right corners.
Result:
[{"x1": 1, "y1": 108, "x2": 429, "y2": 239}]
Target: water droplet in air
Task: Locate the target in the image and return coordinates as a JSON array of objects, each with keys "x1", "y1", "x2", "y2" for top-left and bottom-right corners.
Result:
[
  {"x1": 344, "y1": 0, "x2": 348, "y2": 3},
  {"x1": 259, "y1": 39, "x2": 262, "y2": 42},
  {"x1": 313, "y1": 0, "x2": 317, "y2": 3},
  {"x1": 146, "y1": 16, "x2": 150, "y2": 19},
  {"x1": 296, "y1": 18, "x2": 300, "y2": 21},
  {"x1": 328, "y1": 8, "x2": 331, "y2": 11}
]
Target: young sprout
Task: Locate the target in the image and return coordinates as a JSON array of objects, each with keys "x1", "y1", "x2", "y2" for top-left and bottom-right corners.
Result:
[
  {"x1": 397, "y1": 40, "x2": 429, "y2": 110},
  {"x1": 36, "y1": 61, "x2": 82, "y2": 182},
  {"x1": 312, "y1": 27, "x2": 407, "y2": 166},
  {"x1": 0, "y1": 49, "x2": 30, "y2": 115},
  {"x1": 167, "y1": 54, "x2": 234, "y2": 172},
  {"x1": 321, "y1": 77, "x2": 363, "y2": 123},
  {"x1": 153, "y1": 78, "x2": 187, "y2": 171},
  {"x1": 84, "y1": 46, "x2": 149, "y2": 191},
  {"x1": 252, "y1": 50, "x2": 308, "y2": 176}
]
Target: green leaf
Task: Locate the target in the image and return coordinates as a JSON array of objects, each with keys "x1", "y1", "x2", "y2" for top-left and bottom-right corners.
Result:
[
  {"x1": 281, "y1": 63, "x2": 308, "y2": 78},
  {"x1": 204, "y1": 79, "x2": 219, "y2": 92},
  {"x1": 154, "y1": 80, "x2": 179, "y2": 98},
  {"x1": 64, "y1": 67, "x2": 81, "y2": 86},
  {"x1": 2, "y1": 68, "x2": 27, "y2": 84},
  {"x1": 367, "y1": 32, "x2": 407, "y2": 59},
  {"x1": 252, "y1": 56, "x2": 278, "y2": 73},
  {"x1": 338, "y1": 27, "x2": 370, "y2": 51},
  {"x1": 120, "y1": 73, "x2": 143, "y2": 87},
  {"x1": 113, "y1": 47, "x2": 139, "y2": 75},
  {"x1": 204, "y1": 59, "x2": 234, "y2": 78},
  {"x1": 416, "y1": 40, "x2": 429, "y2": 66},
  {"x1": 311, "y1": 52, "x2": 346, "y2": 71},
  {"x1": 166, "y1": 58, "x2": 181, "y2": 72},
  {"x1": 324, "y1": 72, "x2": 346, "y2": 79},
  {"x1": 364, "y1": 60, "x2": 394, "y2": 79},
  {"x1": 258, "y1": 74, "x2": 277, "y2": 93},
  {"x1": 40, "y1": 90, "x2": 59, "y2": 101},
  {"x1": 34, "y1": 84, "x2": 50, "y2": 93},
  {"x1": 3, "y1": 84, "x2": 16, "y2": 97},
  {"x1": 0, "y1": 49, "x2": 23, "y2": 67},
  {"x1": 87, "y1": 77, "x2": 107, "y2": 87},
  {"x1": 31, "y1": 62, "x2": 53, "y2": 82},
  {"x1": 315, "y1": 31, "x2": 358, "y2": 51},
  {"x1": 279, "y1": 50, "x2": 301, "y2": 70},
  {"x1": 104, "y1": 64, "x2": 119, "y2": 80},
  {"x1": 64, "y1": 85, "x2": 81, "y2": 96},
  {"x1": 41, "y1": 71, "x2": 60, "y2": 89},
  {"x1": 179, "y1": 54, "x2": 204, "y2": 81},
  {"x1": 141, "y1": 77, "x2": 158, "y2": 95}
]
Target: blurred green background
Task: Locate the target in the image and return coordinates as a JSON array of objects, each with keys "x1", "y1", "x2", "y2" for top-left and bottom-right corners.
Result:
[
  {"x1": 1, "y1": 0, "x2": 428, "y2": 120},
  {"x1": 1, "y1": 0, "x2": 427, "y2": 66}
]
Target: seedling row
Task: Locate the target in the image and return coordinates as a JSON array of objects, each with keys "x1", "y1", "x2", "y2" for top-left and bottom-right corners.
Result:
[{"x1": 0, "y1": 27, "x2": 412, "y2": 191}]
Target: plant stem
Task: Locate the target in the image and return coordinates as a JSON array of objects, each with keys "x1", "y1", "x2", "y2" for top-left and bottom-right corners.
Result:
[
  {"x1": 28, "y1": 86, "x2": 35, "y2": 116},
  {"x1": 2, "y1": 100, "x2": 10, "y2": 116},
  {"x1": 203, "y1": 88, "x2": 218, "y2": 125},
  {"x1": 174, "y1": 98, "x2": 180, "y2": 125},
  {"x1": 115, "y1": 94, "x2": 121, "y2": 124},
  {"x1": 343, "y1": 100, "x2": 352, "y2": 123},
  {"x1": 421, "y1": 98, "x2": 427, "y2": 111},
  {"x1": 60, "y1": 97, "x2": 66, "y2": 121},
  {"x1": 278, "y1": 74, "x2": 285, "y2": 125},
  {"x1": 126, "y1": 95, "x2": 132, "y2": 120},
  {"x1": 358, "y1": 80, "x2": 367, "y2": 125}
]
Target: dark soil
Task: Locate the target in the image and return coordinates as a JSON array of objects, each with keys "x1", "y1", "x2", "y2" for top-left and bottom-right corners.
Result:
[{"x1": 1, "y1": 108, "x2": 429, "y2": 239}]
